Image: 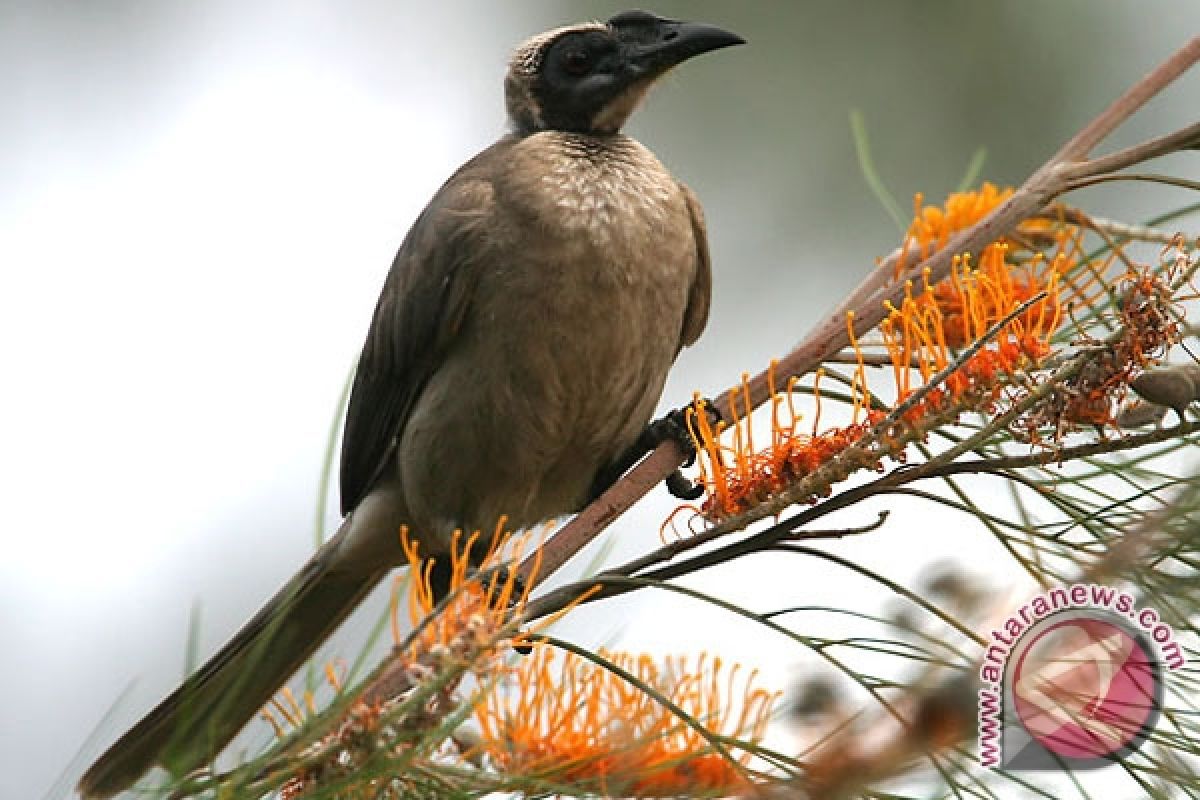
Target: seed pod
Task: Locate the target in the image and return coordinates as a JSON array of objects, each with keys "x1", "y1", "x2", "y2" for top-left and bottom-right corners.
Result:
[
  {"x1": 1114, "y1": 401, "x2": 1169, "y2": 428},
  {"x1": 1131, "y1": 364, "x2": 1200, "y2": 419}
]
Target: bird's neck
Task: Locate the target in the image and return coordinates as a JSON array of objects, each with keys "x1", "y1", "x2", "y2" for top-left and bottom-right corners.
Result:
[
  {"x1": 500, "y1": 130, "x2": 678, "y2": 250},
  {"x1": 530, "y1": 130, "x2": 639, "y2": 161}
]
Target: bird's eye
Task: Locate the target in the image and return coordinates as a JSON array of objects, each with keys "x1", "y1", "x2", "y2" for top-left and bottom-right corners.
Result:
[{"x1": 562, "y1": 49, "x2": 591, "y2": 75}]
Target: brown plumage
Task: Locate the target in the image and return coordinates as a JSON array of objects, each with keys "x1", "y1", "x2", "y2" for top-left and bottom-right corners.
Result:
[{"x1": 78, "y1": 11, "x2": 741, "y2": 798}]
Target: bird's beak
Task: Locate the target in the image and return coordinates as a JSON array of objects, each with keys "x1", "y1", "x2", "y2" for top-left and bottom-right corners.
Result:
[{"x1": 617, "y1": 15, "x2": 745, "y2": 78}]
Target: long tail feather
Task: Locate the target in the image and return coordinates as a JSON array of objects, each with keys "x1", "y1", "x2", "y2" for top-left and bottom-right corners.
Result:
[{"x1": 78, "y1": 516, "x2": 387, "y2": 799}]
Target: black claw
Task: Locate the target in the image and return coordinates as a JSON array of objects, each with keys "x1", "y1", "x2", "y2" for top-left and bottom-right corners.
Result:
[
  {"x1": 642, "y1": 405, "x2": 690, "y2": 454},
  {"x1": 642, "y1": 409, "x2": 689, "y2": 450},
  {"x1": 648, "y1": 397, "x2": 722, "y2": 499},
  {"x1": 647, "y1": 397, "x2": 722, "y2": 456},
  {"x1": 667, "y1": 468, "x2": 705, "y2": 500}
]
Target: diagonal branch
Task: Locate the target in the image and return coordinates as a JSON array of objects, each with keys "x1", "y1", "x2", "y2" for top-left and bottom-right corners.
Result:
[
  {"x1": 921, "y1": 419, "x2": 1200, "y2": 479},
  {"x1": 523, "y1": 417, "x2": 1200, "y2": 623},
  {"x1": 1061, "y1": 120, "x2": 1200, "y2": 182},
  {"x1": 519, "y1": 35, "x2": 1200, "y2": 594},
  {"x1": 1054, "y1": 37, "x2": 1200, "y2": 161}
]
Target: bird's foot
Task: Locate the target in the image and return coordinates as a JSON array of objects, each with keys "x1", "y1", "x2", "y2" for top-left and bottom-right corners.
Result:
[
  {"x1": 640, "y1": 397, "x2": 721, "y2": 462},
  {"x1": 588, "y1": 398, "x2": 721, "y2": 502},
  {"x1": 643, "y1": 397, "x2": 721, "y2": 500}
]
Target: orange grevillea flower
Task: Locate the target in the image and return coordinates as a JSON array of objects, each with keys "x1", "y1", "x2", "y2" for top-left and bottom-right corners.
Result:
[
  {"x1": 260, "y1": 661, "x2": 349, "y2": 740},
  {"x1": 897, "y1": 182, "x2": 1073, "y2": 272},
  {"x1": 897, "y1": 182, "x2": 1014, "y2": 273},
  {"x1": 678, "y1": 244, "x2": 1065, "y2": 527},
  {"x1": 873, "y1": 247, "x2": 1064, "y2": 420},
  {"x1": 672, "y1": 184, "x2": 1187, "y2": 532},
  {"x1": 259, "y1": 662, "x2": 388, "y2": 800},
  {"x1": 895, "y1": 184, "x2": 1096, "y2": 308},
  {"x1": 910, "y1": 183, "x2": 1012, "y2": 249},
  {"x1": 474, "y1": 647, "x2": 776, "y2": 797},
  {"x1": 394, "y1": 521, "x2": 540, "y2": 659},
  {"x1": 674, "y1": 369, "x2": 882, "y2": 527},
  {"x1": 270, "y1": 528, "x2": 567, "y2": 800},
  {"x1": 920, "y1": 244, "x2": 1065, "y2": 350},
  {"x1": 674, "y1": 187, "x2": 1076, "y2": 531}
]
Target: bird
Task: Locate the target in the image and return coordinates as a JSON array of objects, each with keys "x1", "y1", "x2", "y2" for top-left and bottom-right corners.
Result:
[{"x1": 78, "y1": 10, "x2": 742, "y2": 798}]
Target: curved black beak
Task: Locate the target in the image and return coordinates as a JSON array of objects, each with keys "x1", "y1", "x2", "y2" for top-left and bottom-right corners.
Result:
[{"x1": 608, "y1": 10, "x2": 744, "y2": 78}]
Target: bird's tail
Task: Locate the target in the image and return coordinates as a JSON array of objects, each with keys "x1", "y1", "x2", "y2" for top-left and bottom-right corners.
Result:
[{"x1": 77, "y1": 516, "x2": 390, "y2": 799}]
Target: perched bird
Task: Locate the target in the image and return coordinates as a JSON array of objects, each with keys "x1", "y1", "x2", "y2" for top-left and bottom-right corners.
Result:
[{"x1": 78, "y1": 10, "x2": 742, "y2": 798}]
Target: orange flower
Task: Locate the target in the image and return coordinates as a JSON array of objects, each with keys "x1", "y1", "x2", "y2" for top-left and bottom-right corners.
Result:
[
  {"x1": 880, "y1": 248, "x2": 1063, "y2": 419},
  {"x1": 259, "y1": 662, "x2": 383, "y2": 800},
  {"x1": 267, "y1": 527, "x2": 579, "y2": 800},
  {"x1": 394, "y1": 521, "x2": 540, "y2": 659},
  {"x1": 676, "y1": 368, "x2": 882, "y2": 526},
  {"x1": 475, "y1": 647, "x2": 776, "y2": 797},
  {"x1": 897, "y1": 182, "x2": 1069, "y2": 273},
  {"x1": 905, "y1": 182, "x2": 1014, "y2": 261},
  {"x1": 260, "y1": 662, "x2": 349, "y2": 740},
  {"x1": 1021, "y1": 253, "x2": 1186, "y2": 439},
  {"x1": 922, "y1": 244, "x2": 1064, "y2": 350},
  {"x1": 673, "y1": 186, "x2": 1075, "y2": 530}
]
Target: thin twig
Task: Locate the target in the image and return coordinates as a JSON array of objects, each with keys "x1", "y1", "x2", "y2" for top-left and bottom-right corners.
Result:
[
  {"x1": 1065, "y1": 173, "x2": 1200, "y2": 194},
  {"x1": 825, "y1": 349, "x2": 917, "y2": 367},
  {"x1": 1051, "y1": 207, "x2": 1198, "y2": 246},
  {"x1": 777, "y1": 510, "x2": 890, "y2": 542},
  {"x1": 1061, "y1": 120, "x2": 1200, "y2": 181},
  {"x1": 920, "y1": 418, "x2": 1200, "y2": 479}
]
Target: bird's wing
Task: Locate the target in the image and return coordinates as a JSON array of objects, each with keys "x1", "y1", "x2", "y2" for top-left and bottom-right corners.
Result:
[
  {"x1": 339, "y1": 144, "x2": 506, "y2": 515},
  {"x1": 678, "y1": 182, "x2": 712, "y2": 349}
]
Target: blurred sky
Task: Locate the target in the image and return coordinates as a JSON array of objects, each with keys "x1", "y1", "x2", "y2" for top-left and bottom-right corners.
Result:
[{"x1": 3, "y1": 2, "x2": 1200, "y2": 798}]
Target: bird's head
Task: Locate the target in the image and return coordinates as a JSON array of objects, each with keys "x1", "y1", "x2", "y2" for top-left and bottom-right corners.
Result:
[{"x1": 505, "y1": 10, "x2": 743, "y2": 136}]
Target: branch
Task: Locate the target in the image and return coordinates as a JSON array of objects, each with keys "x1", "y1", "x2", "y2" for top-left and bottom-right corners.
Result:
[
  {"x1": 1061, "y1": 120, "x2": 1200, "y2": 182},
  {"x1": 777, "y1": 510, "x2": 890, "y2": 542},
  {"x1": 523, "y1": 418, "x2": 1200, "y2": 623},
  {"x1": 919, "y1": 418, "x2": 1200, "y2": 479},
  {"x1": 518, "y1": 35, "x2": 1200, "y2": 597}
]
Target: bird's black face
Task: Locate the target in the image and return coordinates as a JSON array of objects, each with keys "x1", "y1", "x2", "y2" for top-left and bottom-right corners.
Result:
[{"x1": 522, "y1": 10, "x2": 744, "y2": 135}]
